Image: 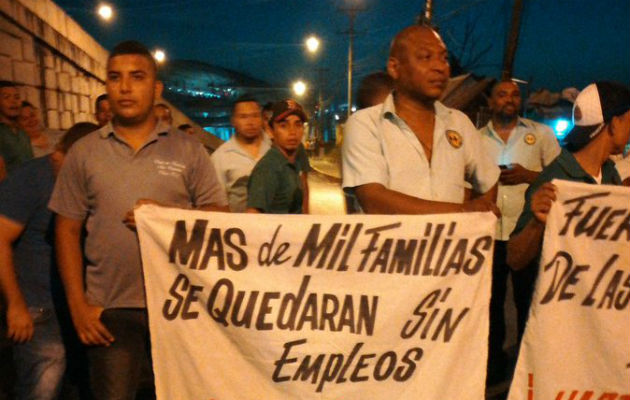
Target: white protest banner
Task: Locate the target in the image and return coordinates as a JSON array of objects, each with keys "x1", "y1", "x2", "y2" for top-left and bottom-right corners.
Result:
[
  {"x1": 508, "y1": 180, "x2": 630, "y2": 400},
  {"x1": 135, "y1": 206, "x2": 496, "y2": 400}
]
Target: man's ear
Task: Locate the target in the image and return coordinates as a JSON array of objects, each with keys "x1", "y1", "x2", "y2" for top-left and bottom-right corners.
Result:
[
  {"x1": 154, "y1": 80, "x2": 164, "y2": 101},
  {"x1": 386, "y1": 57, "x2": 399, "y2": 81}
]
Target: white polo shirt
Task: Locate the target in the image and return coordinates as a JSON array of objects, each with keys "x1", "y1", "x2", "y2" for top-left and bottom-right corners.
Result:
[
  {"x1": 479, "y1": 118, "x2": 560, "y2": 240},
  {"x1": 211, "y1": 134, "x2": 271, "y2": 212},
  {"x1": 342, "y1": 94, "x2": 500, "y2": 205}
]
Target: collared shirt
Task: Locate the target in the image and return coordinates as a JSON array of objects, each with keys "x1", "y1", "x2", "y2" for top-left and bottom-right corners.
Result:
[
  {"x1": 0, "y1": 122, "x2": 33, "y2": 173},
  {"x1": 512, "y1": 148, "x2": 621, "y2": 239},
  {"x1": 211, "y1": 135, "x2": 271, "y2": 212},
  {"x1": 247, "y1": 146, "x2": 304, "y2": 214},
  {"x1": 479, "y1": 118, "x2": 560, "y2": 240},
  {"x1": 342, "y1": 93, "x2": 499, "y2": 204},
  {"x1": 49, "y1": 122, "x2": 227, "y2": 308}
]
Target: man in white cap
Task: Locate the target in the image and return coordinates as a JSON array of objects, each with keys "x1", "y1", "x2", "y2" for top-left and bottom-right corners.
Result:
[{"x1": 507, "y1": 81, "x2": 630, "y2": 315}]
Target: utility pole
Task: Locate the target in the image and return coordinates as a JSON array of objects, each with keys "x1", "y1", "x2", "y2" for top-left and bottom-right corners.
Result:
[
  {"x1": 502, "y1": 0, "x2": 524, "y2": 80},
  {"x1": 416, "y1": 0, "x2": 434, "y2": 26},
  {"x1": 338, "y1": 1, "x2": 366, "y2": 118}
]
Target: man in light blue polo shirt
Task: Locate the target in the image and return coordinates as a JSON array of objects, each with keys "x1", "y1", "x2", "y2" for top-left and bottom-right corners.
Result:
[
  {"x1": 49, "y1": 40, "x2": 227, "y2": 400},
  {"x1": 211, "y1": 94, "x2": 270, "y2": 212},
  {"x1": 479, "y1": 79, "x2": 560, "y2": 384},
  {"x1": 342, "y1": 25, "x2": 500, "y2": 215}
]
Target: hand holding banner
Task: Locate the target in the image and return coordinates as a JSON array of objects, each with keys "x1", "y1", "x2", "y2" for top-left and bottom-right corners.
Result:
[
  {"x1": 136, "y1": 208, "x2": 496, "y2": 399},
  {"x1": 509, "y1": 180, "x2": 630, "y2": 400}
]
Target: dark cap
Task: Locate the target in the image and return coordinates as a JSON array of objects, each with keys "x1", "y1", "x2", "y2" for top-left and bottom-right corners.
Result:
[
  {"x1": 564, "y1": 81, "x2": 630, "y2": 150},
  {"x1": 270, "y1": 99, "x2": 307, "y2": 125}
]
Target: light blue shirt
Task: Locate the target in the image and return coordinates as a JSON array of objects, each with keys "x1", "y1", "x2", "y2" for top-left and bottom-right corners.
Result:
[
  {"x1": 211, "y1": 134, "x2": 271, "y2": 212},
  {"x1": 342, "y1": 93, "x2": 500, "y2": 205},
  {"x1": 479, "y1": 118, "x2": 560, "y2": 240}
]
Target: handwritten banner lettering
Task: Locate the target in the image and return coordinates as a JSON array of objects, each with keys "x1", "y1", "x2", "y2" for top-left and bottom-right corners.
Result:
[
  {"x1": 508, "y1": 180, "x2": 630, "y2": 400},
  {"x1": 136, "y1": 207, "x2": 496, "y2": 399}
]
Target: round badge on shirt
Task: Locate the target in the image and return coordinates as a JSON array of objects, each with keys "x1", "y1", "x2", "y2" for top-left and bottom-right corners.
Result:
[
  {"x1": 445, "y1": 130, "x2": 463, "y2": 149},
  {"x1": 524, "y1": 133, "x2": 536, "y2": 145}
]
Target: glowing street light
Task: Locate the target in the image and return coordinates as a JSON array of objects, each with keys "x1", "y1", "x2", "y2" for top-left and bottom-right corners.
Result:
[
  {"x1": 153, "y1": 49, "x2": 166, "y2": 64},
  {"x1": 292, "y1": 80, "x2": 307, "y2": 97},
  {"x1": 97, "y1": 3, "x2": 113, "y2": 21},
  {"x1": 305, "y1": 35, "x2": 320, "y2": 54}
]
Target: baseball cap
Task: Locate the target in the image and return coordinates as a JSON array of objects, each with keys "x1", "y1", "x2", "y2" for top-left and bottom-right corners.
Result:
[
  {"x1": 270, "y1": 99, "x2": 307, "y2": 125},
  {"x1": 563, "y1": 81, "x2": 630, "y2": 150}
]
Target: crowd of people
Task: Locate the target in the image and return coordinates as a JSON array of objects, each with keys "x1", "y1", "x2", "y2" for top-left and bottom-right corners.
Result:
[{"x1": 0, "y1": 23, "x2": 629, "y2": 400}]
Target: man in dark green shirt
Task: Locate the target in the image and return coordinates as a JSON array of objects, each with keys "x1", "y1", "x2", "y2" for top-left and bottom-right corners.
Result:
[
  {"x1": 0, "y1": 81, "x2": 33, "y2": 179},
  {"x1": 507, "y1": 81, "x2": 629, "y2": 339},
  {"x1": 247, "y1": 99, "x2": 309, "y2": 214}
]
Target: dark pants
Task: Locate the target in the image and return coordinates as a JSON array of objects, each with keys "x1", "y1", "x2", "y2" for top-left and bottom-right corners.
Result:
[
  {"x1": 512, "y1": 261, "x2": 538, "y2": 343},
  {"x1": 489, "y1": 241, "x2": 539, "y2": 364},
  {"x1": 87, "y1": 308, "x2": 154, "y2": 400},
  {"x1": 488, "y1": 241, "x2": 509, "y2": 371}
]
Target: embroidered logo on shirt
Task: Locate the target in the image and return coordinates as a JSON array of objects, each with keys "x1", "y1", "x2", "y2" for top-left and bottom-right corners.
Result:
[
  {"x1": 154, "y1": 159, "x2": 185, "y2": 177},
  {"x1": 445, "y1": 130, "x2": 463, "y2": 149},
  {"x1": 524, "y1": 133, "x2": 536, "y2": 145}
]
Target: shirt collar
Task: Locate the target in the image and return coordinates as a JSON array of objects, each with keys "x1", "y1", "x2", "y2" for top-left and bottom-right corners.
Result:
[
  {"x1": 268, "y1": 145, "x2": 296, "y2": 166},
  {"x1": 98, "y1": 120, "x2": 171, "y2": 140},
  {"x1": 485, "y1": 117, "x2": 528, "y2": 134},
  {"x1": 224, "y1": 133, "x2": 271, "y2": 155},
  {"x1": 381, "y1": 92, "x2": 448, "y2": 123}
]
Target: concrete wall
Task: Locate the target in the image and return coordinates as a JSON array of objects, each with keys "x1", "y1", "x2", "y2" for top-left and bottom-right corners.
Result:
[
  {"x1": 0, "y1": 0, "x2": 222, "y2": 149},
  {"x1": 0, "y1": 0, "x2": 107, "y2": 130}
]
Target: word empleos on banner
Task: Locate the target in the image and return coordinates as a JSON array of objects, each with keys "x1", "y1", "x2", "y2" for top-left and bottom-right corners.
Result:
[{"x1": 136, "y1": 207, "x2": 496, "y2": 400}]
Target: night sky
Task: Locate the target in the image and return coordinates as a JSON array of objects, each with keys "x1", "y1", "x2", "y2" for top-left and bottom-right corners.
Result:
[{"x1": 57, "y1": 0, "x2": 629, "y2": 102}]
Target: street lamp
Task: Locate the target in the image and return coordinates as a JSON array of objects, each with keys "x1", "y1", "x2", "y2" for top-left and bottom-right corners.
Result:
[
  {"x1": 305, "y1": 35, "x2": 320, "y2": 54},
  {"x1": 153, "y1": 49, "x2": 166, "y2": 64},
  {"x1": 292, "y1": 80, "x2": 307, "y2": 97},
  {"x1": 97, "y1": 3, "x2": 113, "y2": 21}
]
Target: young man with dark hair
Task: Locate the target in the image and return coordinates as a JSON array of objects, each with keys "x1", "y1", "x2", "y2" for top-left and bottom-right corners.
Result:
[
  {"x1": 0, "y1": 80, "x2": 33, "y2": 180},
  {"x1": 49, "y1": 40, "x2": 227, "y2": 399},
  {"x1": 211, "y1": 94, "x2": 269, "y2": 211},
  {"x1": 342, "y1": 26, "x2": 500, "y2": 215},
  {"x1": 0, "y1": 121, "x2": 98, "y2": 400},
  {"x1": 507, "y1": 81, "x2": 630, "y2": 326},
  {"x1": 94, "y1": 94, "x2": 112, "y2": 127},
  {"x1": 247, "y1": 99, "x2": 309, "y2": 214}
]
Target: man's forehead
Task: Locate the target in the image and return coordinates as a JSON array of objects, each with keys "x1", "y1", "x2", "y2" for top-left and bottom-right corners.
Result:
[
  {"x1": 492, "y1": 81, "x2": 520, "y2": 96},
  {"x1": 277, "y1": 114, "x2": 303, "y2": 123},
  {"x1": 398, "y1": 27, "x2": 446, "y2": 52},
  {"x1": 107, "y1": 54, "x2": 155, "y2": 72},
  {"x1": 234, "y1": 101, "x2": 260, "y2": 112}
]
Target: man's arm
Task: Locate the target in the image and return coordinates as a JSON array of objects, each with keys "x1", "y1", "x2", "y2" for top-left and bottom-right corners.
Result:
[
  {"x1": 355, "y1": 183, "x2": 500, "y2": 215},
  {"x1": 499, "y1": 163, "x2": 540, "y2": 185},
  {"x1": 55, "y1": 215, "x2": 113, "y2": 346},
  {"x1": 301, "y1": 172, "x2": 309, "y2": 214},
  {"x1": 507, "y1": 182, "x2": 557, "y2": 270},
  {"x1": 0, "y1": 215, "x2": 32, "y2": 343}
]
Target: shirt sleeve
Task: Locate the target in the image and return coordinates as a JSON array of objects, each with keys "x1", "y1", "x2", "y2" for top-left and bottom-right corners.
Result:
[
  {"x1": 246, "y1": 162, "x2": 279, "y2": 213},
  {"x1": 341, "y1": 113, "x2": 389, "y2": 190},
  {"x1": 48, "y1": 145, "x2": 90, "y2": 220},
  {"x1": 210, "y1": 150, "x2": 228, "y2": 200},
  {"x1": 462, "y1": 117, "x2": 500, "y2": 194},
  {"x1": 188, "y1": 144, "x2": 228, "y2": 207}
]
